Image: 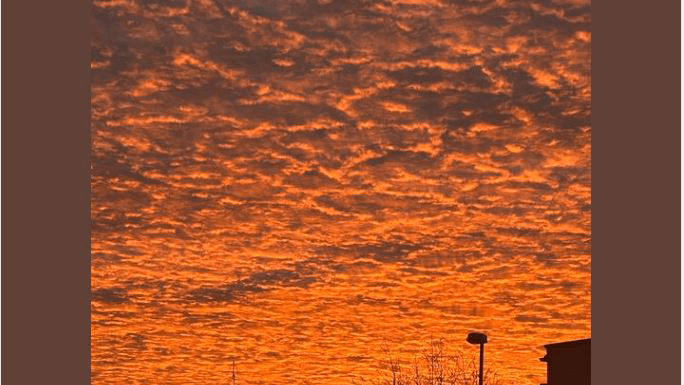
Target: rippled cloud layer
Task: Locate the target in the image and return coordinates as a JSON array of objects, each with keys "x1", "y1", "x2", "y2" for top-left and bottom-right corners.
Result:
[{"x1": 91, "y1": 1, "x2": 590, "y2": 384}]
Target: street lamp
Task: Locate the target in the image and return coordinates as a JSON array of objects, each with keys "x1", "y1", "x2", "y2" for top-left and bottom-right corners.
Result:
[{"x1": 466, "y1": 332, "x2": 488, "y2": 385}]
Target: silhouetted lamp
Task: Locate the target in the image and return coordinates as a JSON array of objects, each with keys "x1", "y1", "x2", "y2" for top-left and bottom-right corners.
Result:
[{"x1": 467, "y1": 332, "x2": 488, "y2": 385}]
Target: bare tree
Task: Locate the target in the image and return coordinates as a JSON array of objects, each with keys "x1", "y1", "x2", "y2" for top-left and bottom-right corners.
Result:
[{"x1": 368, "y1": 339, "x2": 502, "y2": 385}]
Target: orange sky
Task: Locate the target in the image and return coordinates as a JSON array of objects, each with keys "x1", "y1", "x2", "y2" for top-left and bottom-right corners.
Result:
[{"x1": 91, "y1": 1, "x2": 591, "y2": 384}]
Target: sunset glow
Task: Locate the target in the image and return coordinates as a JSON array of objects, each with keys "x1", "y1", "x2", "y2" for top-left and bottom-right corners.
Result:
[{"x1": 91, "y1": 1, "x2": 591, "y2": 384}]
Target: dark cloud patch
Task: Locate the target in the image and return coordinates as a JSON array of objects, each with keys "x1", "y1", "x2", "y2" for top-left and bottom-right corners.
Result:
[
  {"x1": 483, "y1": 206, "x2": 534, "y2": 216},
  {"x1": 249, "y1": 268, "x2": 317, "y2": 288},
  {"x1": 231, "y1": 0, "x2": 292, "y2": 18},
  {"x1": 563, "y1": 4, "x2": 591, "y2": 19},
  {"x1": 448, "y1": 161, "x2": 502, "y2": 179},
  {"x1": 462, "y1": 6, "x2": 514, "y2": 27},
  {"x1": 183, "y1": 311, "x2": 236, "y2": 325},
  {"x1": 363, "y1": 150, "x2": 437, "y2": 171},
  {"x1": 328, "y1": 260, "x2": 380, "y2": 273},
  {"x1": 495, "y1": 227, "x2": 542, "y2": 237},
  {"x1": 556, "y1": 110, "x2": 591, "y2": 130},
  {"x1": 206, "y1": 45, "x2": 284, "y2": 76},
  {"x1": 344, "y1": 355, "x2": 372, "y2": 362},
  {"x1": 491, "y1": 150, "x2": 546, "y2": 169},
  {"x1": 124, "y1": 333, "x2": 148, "y2": 350},
  {"x1": 385, "y1": 65, "x2": 492, "y2": 89},
  {"x1": 188, "y1": 282, "x2": 265, "y2": 303},
  {"x1": 455, "y1": 66, "x2": 494, "y2": 88},
  {"x1": 501, "y1": 65, "x2": 553, "y2": 99},
  {"x1": 92, "y1": 155, "x2": 167, "y2": 186},
  {"x1": 238, "y1": 102, "x2": 349, "y2": 127},
  {"x1": 387, "y1": 66, "x2": 448, "y2": 85},
  {"x1": 514, "y1": 314, "x2": 547, "y2": 324},
  {"x1": 164, "y1": 80, "x2": 261, "y2": 106},
  {"x1": 511, "y1": 11, "x2": 589, "y2": 39},
  {"x1": 356, "y1": 241, "x2": 425, "y2": 263},
  {"x1": 548, "y1": 166, "x2": 588, "y2": 187},
  {"x1": 284, "y1": 169, "x2": 341, "y2": 189},
  {"x1": 187, "y1": 268, "x2": 317, "y2": 303},
  {"x1": 239, "y1": 157, "x2": 291, "y2": 176},
  {"x1": 314, "y1": 240, "x2": 424, "y2": 263},
  {"x1": 92, "y1": 288, "x2": 131, "y2": 304},
  {"x1": 399, "y1": 267, "x2": 449, "y2": 277},
  {"x1": 92, "y1": 253, "x2": 124, "y2": 265},
  {"x1": 347, "y1": 294, "x2": 390, "y2": 306},
  {"x1": 499, "y1": 180, "x2": 554, "y2": 193},
  {"x1": 441, "y1": 131, "x2": 505, "y2": 154},
  {"x1": 143, "y1": 0, "x2": 187, "y2": 11}
]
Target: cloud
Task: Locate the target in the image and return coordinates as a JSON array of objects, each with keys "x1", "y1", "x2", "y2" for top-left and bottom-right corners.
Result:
[
  {"x1": 91, "y1": 0, "x2": 591, "y2": 383},
  {"x1": 187, "y1": 268, "x2": 318, "y2": 303},
  {"x1": 92, "y1": 288, "x2": 130, "y2": 304}
]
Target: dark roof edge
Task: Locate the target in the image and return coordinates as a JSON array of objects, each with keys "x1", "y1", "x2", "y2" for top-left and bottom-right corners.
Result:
[{"x1": 543, "y1": 338, "x2": 591, "y2": 348}]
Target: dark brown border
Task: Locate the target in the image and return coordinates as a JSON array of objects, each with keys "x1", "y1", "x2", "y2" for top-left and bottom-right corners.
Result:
[
  {"x1": 2, "y1": 0, "x2": 91, "y2": 383},
  {"x1": 2, "y1": 1, "x2": 680, "y2": 384},
  {"x1": 593, "y1": 1, "x2": 680, "y2": 385}
]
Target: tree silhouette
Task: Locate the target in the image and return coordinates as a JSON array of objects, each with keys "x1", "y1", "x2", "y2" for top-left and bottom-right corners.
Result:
[{"x1": 362, "y1": 339, "x2": 502, "y2": 385}]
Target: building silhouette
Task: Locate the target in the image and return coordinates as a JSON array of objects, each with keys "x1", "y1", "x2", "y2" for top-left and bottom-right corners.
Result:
[{"x1": 539, "y1": 338, "x2": 590, "y2": 385}]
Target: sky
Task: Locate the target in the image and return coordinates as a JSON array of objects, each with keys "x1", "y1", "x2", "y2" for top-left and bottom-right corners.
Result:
[{"x1": 91, "y1": 1, "x2": 591, "y2": 384}]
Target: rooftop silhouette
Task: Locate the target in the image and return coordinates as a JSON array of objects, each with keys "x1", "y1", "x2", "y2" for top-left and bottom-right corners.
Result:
[{"x1": 539, "y1": 338, "x2": 591, "y2": 385}]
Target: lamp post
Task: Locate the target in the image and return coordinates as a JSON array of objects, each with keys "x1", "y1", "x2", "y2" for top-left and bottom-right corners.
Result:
[{"x1": 466, "y1": 332, "x2": 488, "y2": 385}]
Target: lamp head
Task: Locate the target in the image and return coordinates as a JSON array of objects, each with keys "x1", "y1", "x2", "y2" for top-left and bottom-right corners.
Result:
[{"x1": 466, "y1": 332, "x2": 488, "y2": 345}]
